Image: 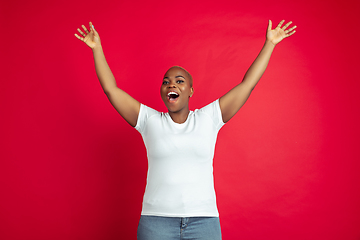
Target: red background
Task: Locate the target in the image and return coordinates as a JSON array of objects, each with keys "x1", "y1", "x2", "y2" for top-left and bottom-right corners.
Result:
[{"x1": 1, "y1": 0, "x2": 360, "y2": 239}]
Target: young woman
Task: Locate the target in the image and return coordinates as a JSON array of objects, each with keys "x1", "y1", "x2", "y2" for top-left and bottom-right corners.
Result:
[{"x1": 75, "y1": 19, "x2": 296, "y2": 240}]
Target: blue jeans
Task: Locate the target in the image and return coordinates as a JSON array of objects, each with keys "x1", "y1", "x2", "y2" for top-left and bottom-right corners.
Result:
[{"x1": 137, "y1": 215, "x2": 222, "y2": 240}]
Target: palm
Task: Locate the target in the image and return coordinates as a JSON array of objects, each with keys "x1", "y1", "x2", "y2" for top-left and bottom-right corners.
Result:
[
  {"x1": 82, "y1": 31, "x2": 98, "y2": 48},
  {"x1": 266, "y1": 20, "x2": 296, "y2": 45},
  {"x1": 74, "y1": 22, "x2": 101, "y2": 49}
]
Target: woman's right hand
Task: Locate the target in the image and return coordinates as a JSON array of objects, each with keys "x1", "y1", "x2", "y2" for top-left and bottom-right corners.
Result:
[{"x1": 74, "y1": 22, "x2": 100, "y2": 49}]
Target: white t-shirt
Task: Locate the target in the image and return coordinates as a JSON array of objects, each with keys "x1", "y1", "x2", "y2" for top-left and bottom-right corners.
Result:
[{"x1": 135, "y1": 99, "x2": 225, "y2": 217}]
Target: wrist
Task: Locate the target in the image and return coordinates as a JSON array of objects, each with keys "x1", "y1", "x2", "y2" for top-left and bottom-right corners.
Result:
[
  {"x1": 92, "y1": 44, "x2": 103, "y2": 52},
  {"x1": 264, "y1": 39, "x2": 276, "y2": 48}
]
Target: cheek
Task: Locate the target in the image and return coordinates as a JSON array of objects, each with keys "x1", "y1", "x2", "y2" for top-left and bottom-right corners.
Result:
[
  {"x1": 160, "y1": 89, "x2": 168, "y2": 101},
  {"x1": 182, "y1": 87, "x2": 191, "y2": 96}
]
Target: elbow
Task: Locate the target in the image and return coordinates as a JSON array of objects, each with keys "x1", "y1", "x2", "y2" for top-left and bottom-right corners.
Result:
[
  {"x1": 103, "y1": 88, "x2": 110, "y2": 95},
  {"x1": 103, "y1": 87, "x2": 116, "y2": 98},
  {"x1": 103, "y1": 86, "x2": 122, "y2": 100},
  {"x1": 103, "y1": 88, "x2": 111, "y2": 97},
  {"x1": 240, "y1": 81, "x2": 255, "y2": 94}
]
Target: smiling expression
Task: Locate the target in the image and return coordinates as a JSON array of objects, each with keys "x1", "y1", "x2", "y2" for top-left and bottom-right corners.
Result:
[{"x1": 160, "y1": 66, "x2": 194, "y2": 113}]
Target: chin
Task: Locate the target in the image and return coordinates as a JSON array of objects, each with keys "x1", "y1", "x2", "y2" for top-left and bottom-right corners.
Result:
[{"x1": 166, "y1": 106, "x2": 178, "y2": 113}]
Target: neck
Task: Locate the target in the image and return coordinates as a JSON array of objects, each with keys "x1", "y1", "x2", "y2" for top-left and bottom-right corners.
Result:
[{"x1": 168, "y1": 108, "x2": 190, "y2": 124}]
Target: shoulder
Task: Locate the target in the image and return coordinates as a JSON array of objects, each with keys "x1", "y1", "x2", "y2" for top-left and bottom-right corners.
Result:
[
  {"x1": 140, "y1": 104, "x2": 160, "y2": 116},
  {"x1": 135, "y1": 104, "x2": 162, "y2": 133},
  {"x1": 195, "y1": 99, "x2": 225, "y2": 129},
  {"x1": 197, "y1": 99, "x2": 221, "y2": 116}
]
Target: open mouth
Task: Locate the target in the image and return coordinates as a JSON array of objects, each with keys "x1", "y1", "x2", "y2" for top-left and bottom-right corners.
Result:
[{"x1": 167, "y1": 91, "x2": 179, "y2": 102}]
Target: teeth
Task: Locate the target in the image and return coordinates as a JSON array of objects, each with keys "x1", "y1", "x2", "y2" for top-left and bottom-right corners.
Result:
[{"x1": 167, "y1": 91, "x2": 179, "y2": 96}]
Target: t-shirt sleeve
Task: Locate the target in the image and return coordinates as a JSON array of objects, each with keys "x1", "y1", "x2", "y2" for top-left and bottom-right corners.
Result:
[
  {"x1": 134, "y1": 104, "x2": 159, "y2": 134},
  {"x1": 199, "y1": 99, "x2": 225, "y2": 131}
]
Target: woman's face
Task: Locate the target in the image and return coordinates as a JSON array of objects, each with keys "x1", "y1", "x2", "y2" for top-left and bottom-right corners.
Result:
[{"x1": 160, "y1": 67, "x2": 194, "y2": 113}]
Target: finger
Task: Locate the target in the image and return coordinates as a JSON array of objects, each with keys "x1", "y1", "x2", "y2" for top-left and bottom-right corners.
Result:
[
  {"x1": 77, "y1": 28, "x2": 86, "y2": 37},
  {"x1": 277, "y1": 20, "x2": 285, "y2": 28},
  {"x1": 285, "y1": 30, "x2": 296, "y2": 38},
  {"x1": 89, "y1": 22, "x2": 95, "y2": 32},
  {"x1": 82, "y1": 25, "x2": 89, "y2": 34},
  {"x1": 282, "y1": 21, "x2": 292, "y2": 30},
  {"x1": 74, "y1": 33, "x2": 84, "y2": 41},
  {"x1": 90, "y1": 21, "x2": 98, "y2": 35},
  {"x1": 267, "y1": 19, "x2": 272, "y2": 32},
  {"x1": 285, "y1": 25, "x2": 297, "y2": 33}
]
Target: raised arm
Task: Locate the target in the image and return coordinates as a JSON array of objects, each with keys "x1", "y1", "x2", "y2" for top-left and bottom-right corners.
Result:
[
  {"x1": 219, "y1": 20, "x2": 296, "y2": 123},
  {"x1": 75, "y1": 22, "x2": 140, "y2": 127}
]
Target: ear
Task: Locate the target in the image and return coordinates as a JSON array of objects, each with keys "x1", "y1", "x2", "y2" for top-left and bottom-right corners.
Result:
[{"x1": 190, "y1": 87, "x2": 194, "y2": 97}]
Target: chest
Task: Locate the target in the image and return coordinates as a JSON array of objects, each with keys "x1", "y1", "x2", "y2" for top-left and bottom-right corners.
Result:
[{"x1": 142, "y1": 114, "x2": 218, "y2": 161}]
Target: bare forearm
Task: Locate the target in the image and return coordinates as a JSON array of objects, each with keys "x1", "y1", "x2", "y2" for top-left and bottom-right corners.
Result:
[
  {"x1": 75, "y1": 22, "x2": 141, "y2": 126},
  {"x1": 219, "y1": 41, "x2": 275, "y2": 122},
  {"x1": 92, "y1": 45, "x2": 117, "y2": 93},
  {"x1": 242, "y1": 40, "x2": 275, "y2": 89},
  {"x1": 219, "y1": 20, "x2": 296, "y2": 123}
]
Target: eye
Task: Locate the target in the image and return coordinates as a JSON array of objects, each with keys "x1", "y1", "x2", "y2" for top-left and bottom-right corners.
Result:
[
  {"x1": 176, "y1": 80, "x2": 184, "y2": 84},
  {"x1": 162, "y1": 80, "x2": 169, "y2": 85}
]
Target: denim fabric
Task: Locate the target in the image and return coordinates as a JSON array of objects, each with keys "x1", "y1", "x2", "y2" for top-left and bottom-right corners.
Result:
[{"x1": 137, "y1": 215, "x2": 222, "y2": 240}]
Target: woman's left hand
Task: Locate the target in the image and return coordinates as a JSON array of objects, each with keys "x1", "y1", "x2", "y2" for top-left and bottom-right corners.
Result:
[{"x1": 266, "y1": 20, "x2": 297, "y2": 45}]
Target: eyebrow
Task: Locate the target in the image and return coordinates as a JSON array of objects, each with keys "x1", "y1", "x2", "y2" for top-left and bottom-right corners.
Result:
[{"x1": 163, "y1": 75, "x2": 186, "y2": 80}]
